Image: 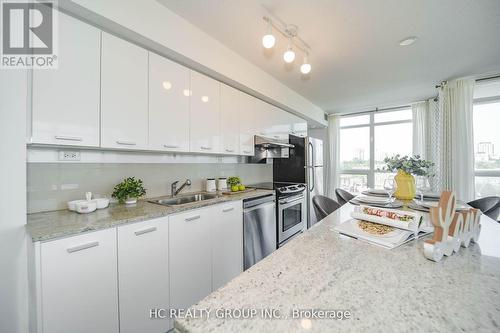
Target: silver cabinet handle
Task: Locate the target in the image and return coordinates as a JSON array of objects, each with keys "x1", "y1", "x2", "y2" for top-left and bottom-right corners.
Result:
[
  {"x1": 200, "y1": 146, "x2": 212, "y2": 150},
  {"x1": 55, "y1": 135, "x2": 83, "y2": 141},
  {"x1": 116, "y1": 140, "x2": 136, "y2": 146},
  {"x1": 67, "y1": 241, "x2": 99, "y2": 253},
  {"x1": 222, "y1": 207, "x2": 234, "y2": 213},
  {"x1": 164, "y1": 144, "x2": 179, "y2": 148},
  {"x1": 185, "y1": 215, "x2": 201, "y2": 221},
  {"x1": 225, "y1": 148, "x2": 234, "y2": 152},
  {"x1": 134, "y1": 226, "x2": 157, "y2": 236},
  {"x1": 243, "y1": 150, "x2": 252, "y2": 154}
]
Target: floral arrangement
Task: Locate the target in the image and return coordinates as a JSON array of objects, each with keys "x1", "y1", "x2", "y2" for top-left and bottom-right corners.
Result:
[{"x1": 381, "y1": 154, "x2": 434, "y2": 176}]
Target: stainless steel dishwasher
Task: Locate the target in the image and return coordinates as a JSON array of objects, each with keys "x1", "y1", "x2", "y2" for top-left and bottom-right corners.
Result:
[{"x1": 243, "y1": 194, "x2": 276, "y2": 270}]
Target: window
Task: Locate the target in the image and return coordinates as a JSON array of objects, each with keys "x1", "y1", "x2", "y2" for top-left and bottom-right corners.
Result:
[
  {"x1": 473, "y1": 99, "x2": 500, "y2": 198},
  {"x1": 339, "y1": 109, "x2": 413, "y2": 193}
]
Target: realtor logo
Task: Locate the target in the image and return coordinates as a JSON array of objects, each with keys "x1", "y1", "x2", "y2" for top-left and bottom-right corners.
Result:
[{"x1": 1, "y1": 0, "x2": 58, "y2": 68}]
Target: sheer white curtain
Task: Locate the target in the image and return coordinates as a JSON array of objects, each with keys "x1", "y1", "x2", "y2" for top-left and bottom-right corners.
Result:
[
  {"x1": 430, "y1": 78, "x2": 475, "y2": 201},
  {"x1": 412, "y1": 101, "x2": 429, "y2": 159},
  {"x1": 326, "y1": 115, "x2": 340, "y2": 198}
]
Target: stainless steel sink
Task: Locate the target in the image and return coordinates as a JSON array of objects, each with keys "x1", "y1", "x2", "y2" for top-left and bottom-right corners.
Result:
[{"x1": 149, "y1": 193, "x2": 219, "y2": 206}]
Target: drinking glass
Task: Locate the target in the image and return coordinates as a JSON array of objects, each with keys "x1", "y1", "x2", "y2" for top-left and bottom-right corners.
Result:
[
  {"x1": 416, "y1": 176, "x2": 431, "y2": 203},
  {"x1": 383, "y1": 177, "x2": 396, "y2": 204}
]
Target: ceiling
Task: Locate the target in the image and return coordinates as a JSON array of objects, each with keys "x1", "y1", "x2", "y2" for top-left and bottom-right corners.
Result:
[{"x1": 158, "y1": 0, "x2": 500, "y2": 114}]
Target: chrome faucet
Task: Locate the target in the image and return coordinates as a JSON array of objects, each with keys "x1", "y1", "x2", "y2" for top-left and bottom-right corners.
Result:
[{"x1": 171, "y1": 179, "x2": 192, "y2": 196}]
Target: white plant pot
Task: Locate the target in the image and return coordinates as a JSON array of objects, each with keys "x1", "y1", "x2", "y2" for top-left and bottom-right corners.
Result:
[{"x1": 125, "y1": 198, "x2": 137, "y2": 205}]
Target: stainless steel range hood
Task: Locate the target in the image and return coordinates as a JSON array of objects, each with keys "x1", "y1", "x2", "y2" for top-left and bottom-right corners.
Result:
[
  {"x1": 254, "y1": 135, "x2": 295, "y2": 149},
  {"x1": 248, "y1": 135, "x2": 294, "y2": 163}
]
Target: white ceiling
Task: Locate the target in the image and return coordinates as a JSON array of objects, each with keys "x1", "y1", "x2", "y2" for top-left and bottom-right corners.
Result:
[{"x1": 159, "y1": 0, "x2": 500, "y2": 113}]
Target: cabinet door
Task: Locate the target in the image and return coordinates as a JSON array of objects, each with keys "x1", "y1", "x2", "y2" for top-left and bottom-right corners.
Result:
[
  {"x1": 32, "y1": 12, "x2": 100, "y2": 147},
  {"x1": 101, "y1": 32, "x2": 148, "y2": 150},
  {"x1": 271, "y1": 106, "x2": 293, "y2": 140},
  {"x1": 118, "y1": 217, "x2": 170, "y2": 333},
  {"x1": 40, "y1": 229, "x2": 118, "y2": 333},
  {"x1": 149, "y1": 52, "x2": 190, "y2": 152},
  {"x1": 212, "y1": 201, "x2": 243, "y2": 290},
  {"x1": 291, "y1": 114, "x2": 308, "y2": 137},
  {"x1": 220, "y1": 84, "x2": 240, "y2": 155},
  {"x1": 169, "y1": 208, "x2": 212, "y2": 309},
  {"x1": 239, "y1": 93, "x2": 256, "y2": 156},
  {"x1": 190, "y1": 71, "x2": 220, "y2": 154},
  {"x1": 254, "y1": 99, "x2": 273, "y2": 137}
]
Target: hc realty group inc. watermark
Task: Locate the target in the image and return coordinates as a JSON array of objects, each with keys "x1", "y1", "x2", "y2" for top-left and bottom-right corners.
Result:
[{"x1": 1, "y1": 0, "x2": 58, "y2": 69}]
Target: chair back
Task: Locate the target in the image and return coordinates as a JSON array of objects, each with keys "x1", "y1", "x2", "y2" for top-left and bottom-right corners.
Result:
[
  {"x1": 468, "y1": 196, "x2": 500, "y2": 221},
  {"x1": 335, "y1": 188, "x2": 355, "y2": 206},
  {"x1": 312, "y1": 195, "x2": 341, "y2": 221}
]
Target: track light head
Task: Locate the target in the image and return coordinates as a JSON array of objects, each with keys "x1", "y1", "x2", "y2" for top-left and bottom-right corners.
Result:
[{"x1": 262, "y1": 20, "x2": 276, "y2": 49}]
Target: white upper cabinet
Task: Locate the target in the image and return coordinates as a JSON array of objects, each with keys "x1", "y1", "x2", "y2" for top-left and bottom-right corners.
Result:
[
  {"x1": 117, "y1": 217, "x2": 170, "y2": 333},
  {"x1": 290, "y1": 113, "x2": 308, "y2": 137},
  {"x1": 32, "y1": 12, "x2": 100, "y2": 147},
  {"x1": 149, "y1": 52, "x2": 190, "y2": 152},
  {"x1": 212, "y1": 201, "x2": 243, "y2": 290},
  {"x1": 238, "y1": 92, "x2": 256, "y2": 156},
  {"x1": 101, "y1": 32, "x2": 148, "y2": 150},
  {"x1": 190, "y1": 71, "x2": 220, "y2": 154},
  {"x1": 220, "y1": 84, "x2": 240, "y2": 155},
  {"x1": 40, "y1": 228, "x2": 119, "y2": 333},
  {"x1": 253, "y1": 98, "x2": 270, "y2": 137}
]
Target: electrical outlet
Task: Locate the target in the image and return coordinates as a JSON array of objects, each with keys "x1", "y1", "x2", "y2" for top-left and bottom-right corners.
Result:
[{"x1": 58, "y1": 150, "x2": 81, "y2": 161}]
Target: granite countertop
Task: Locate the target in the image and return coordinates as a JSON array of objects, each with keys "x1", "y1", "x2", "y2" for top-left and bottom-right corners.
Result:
[
  {"x1": 26, "y1": 189, "x2": 274, "y2": 242},
  {"x1": 175, "y1": 204, "x2": 500, "y2": 333}
]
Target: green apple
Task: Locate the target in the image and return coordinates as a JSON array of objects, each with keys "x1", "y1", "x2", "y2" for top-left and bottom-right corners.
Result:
[
  {"x1": 231, "y1": 185, "x2": 240, "y2": 192},
  {"x1": 238, "y1": 185, "x2": 246, "y2": 191}
]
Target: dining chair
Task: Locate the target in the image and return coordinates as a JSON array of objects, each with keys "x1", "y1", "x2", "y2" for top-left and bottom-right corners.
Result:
[
  {"x1": 312, "y1": 195, "x2": 342, "y2": 221},
  {"x1": 335, "y1": 188, "x2": 355, "y2": 206},
  {"x1": 467, "y1": 196, "x2": 500, "y2": 221}
]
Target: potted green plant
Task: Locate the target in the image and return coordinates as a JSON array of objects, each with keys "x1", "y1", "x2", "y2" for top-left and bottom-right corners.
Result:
[
  {"x1": 227, "y1": 176, "x2": 243, "y2": 192},
  {"x1": 111, "y1": 177, "x2": 147, "y2": 204},
  {"x1": 382, "y1": 155, "x2": 434, "y2": 200}
]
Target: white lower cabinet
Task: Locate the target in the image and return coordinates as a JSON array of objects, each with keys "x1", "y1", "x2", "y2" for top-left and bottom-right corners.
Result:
[
  {"x1": 212, "y1": 201, "x2": 243, "y2": 290},
  {"x1": 32, "y1": 201, "x2": 244, "y2": 332},
  {"x1": 40, "y1": 228, "x2": 119, "y2": 333},
  {"x1": 169, "y1": 207, "x2": 212, "y2": 309},
  {"x1": 117, "y1": 217, "x2": 170, "y2": 333}
]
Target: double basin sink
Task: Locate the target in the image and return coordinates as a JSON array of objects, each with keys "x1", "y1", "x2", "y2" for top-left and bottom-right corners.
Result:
[{"x1": 149, "y1": 193, "x2": 219, "y2": 206}]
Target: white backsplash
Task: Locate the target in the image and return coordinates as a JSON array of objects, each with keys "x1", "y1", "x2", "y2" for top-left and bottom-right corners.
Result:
[{"x1": 27, "y1": 163, "x2": 272, "y2": 213}]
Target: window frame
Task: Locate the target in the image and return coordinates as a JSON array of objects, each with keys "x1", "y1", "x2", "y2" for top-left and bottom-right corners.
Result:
[
  {"x1": 472, "y1": 96, "x2": 500, "y2": 193},
  {"x1": 339, "y1": 109, "x2": 413, "y2": 189}
]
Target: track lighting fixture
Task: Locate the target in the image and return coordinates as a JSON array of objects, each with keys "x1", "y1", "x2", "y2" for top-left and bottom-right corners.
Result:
[{"x1": 261, "y1": 11, "x2": 312, "y2": 75}]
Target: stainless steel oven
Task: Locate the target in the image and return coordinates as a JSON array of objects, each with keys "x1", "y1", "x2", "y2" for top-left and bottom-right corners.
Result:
[{"x1": 277, "y1": 193, "x2": 306, "y2": 244}]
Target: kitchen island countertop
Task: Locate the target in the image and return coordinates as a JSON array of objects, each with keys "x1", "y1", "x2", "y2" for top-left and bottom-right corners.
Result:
[{"x1": 175, "y1": 204, "x2": 500, "y2": 333}]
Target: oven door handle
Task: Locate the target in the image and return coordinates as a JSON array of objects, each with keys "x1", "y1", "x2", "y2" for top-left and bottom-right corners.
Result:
[{"x1": 279, "y1": 196, "x2": 304, "y2": 205}]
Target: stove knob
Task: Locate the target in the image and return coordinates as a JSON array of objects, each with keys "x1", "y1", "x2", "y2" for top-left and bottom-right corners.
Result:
[{"x1": 279, "y1": 187, "x2": 286, "y2": 192}]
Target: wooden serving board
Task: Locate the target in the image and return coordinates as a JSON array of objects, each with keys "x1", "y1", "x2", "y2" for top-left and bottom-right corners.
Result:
[{"x1": 221, "y1": 188, "x2": 257, "y2": 195}]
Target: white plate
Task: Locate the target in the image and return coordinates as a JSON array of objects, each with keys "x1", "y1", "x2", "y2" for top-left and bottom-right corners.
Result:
[
  {"x1": 367, "y1": 189, "x2": 388, "y2": 195},
  {"x1": 419, "y1": 200, "x2": 469, "y2": 210},
  {"x1": 356, "y1": 195, "x2": 391, "y2": 204}
]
